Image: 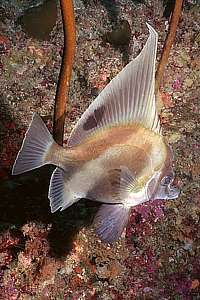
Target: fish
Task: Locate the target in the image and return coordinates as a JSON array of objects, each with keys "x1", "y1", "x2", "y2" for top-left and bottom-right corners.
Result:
[{"x1": 12, "y1": 24, "x2": 180, "y2": 243}]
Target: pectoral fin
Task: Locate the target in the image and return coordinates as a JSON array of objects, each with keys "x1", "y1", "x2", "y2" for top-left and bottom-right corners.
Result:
[
  {"x1": 86, "y1": 166, "x2": 136, "y2": 205},
  {"x1": 49, "y1": 167, "x2": 79, "y2": 213},
  {"x1": 109, "y1": 166, "x2": 137, "y2": 200},
  {"x1": 93, "y1": 204, "x2": 130, "y2": 243}
]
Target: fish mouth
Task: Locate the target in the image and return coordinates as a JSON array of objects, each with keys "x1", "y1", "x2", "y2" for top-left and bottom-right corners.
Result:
[{"x1": 167, "y1": 185, "x2": 180, "y2": 199}]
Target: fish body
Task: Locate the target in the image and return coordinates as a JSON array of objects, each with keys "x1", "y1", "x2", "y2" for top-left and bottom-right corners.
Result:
[
  {"x1": 47, "y1": 124, "x2": 167, "y2": 204},
  {"x1": 12, "y1": 24, "x2": 179, "y2": 243}
]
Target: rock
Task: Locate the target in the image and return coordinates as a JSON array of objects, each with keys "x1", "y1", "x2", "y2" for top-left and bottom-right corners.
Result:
[
  {"x1": 17, "y1": 0, "x2": 57, "y2": 40},
  {"x1": 183, "y1": 78, "x2": 194, "y2": 88},
  {"x1": 103, "y1": 20, "x2": 131, "y2": 47},
  {"x1": 168, "y1": 132, "x2": 182, "y2": 143},
  {"x1": 0, "y1": 35, "x2": 10, "y2": 54}
]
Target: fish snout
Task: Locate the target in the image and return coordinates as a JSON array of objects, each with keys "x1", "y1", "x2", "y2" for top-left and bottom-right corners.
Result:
[{"x1": 167, "y1": 184, "x2": 180, "y2": 199}]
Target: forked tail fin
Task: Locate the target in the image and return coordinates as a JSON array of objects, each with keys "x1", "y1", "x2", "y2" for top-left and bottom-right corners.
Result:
[{"x1": 12, "y1": 113, "x2": 55, "y2": 175}]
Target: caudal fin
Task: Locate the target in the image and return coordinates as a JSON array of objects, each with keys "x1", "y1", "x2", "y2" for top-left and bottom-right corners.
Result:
[{"x1": 12, "y1": 113, "x2": 55, "y2": 175}]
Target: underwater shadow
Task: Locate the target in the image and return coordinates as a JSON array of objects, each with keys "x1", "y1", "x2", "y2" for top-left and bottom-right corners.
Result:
[
  {"x1": 16, "y1": 0, "x2": 57, "y2": 41},
  {"x1": 0, "y1": 97, "x2": 99, "y2": 257},
  {"x1": 0, "y1": 162, "x2": 100, "y2": 257},
  {"x1": 48, "y1": 199, "x2": 100, "y2": 257},
  {"x1": 119, "y1": 45, "x2": 130, "y2": 66}
]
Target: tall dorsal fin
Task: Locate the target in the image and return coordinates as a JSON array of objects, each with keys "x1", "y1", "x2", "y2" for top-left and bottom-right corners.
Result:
[{"x1": 68, "y1": 23, "x2": 161, "y2": 147}]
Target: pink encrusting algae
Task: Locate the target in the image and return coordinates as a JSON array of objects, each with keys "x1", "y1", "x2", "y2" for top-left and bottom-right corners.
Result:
[{"x1": 0, "y1": 0, "x2": 200, "y2": 299}]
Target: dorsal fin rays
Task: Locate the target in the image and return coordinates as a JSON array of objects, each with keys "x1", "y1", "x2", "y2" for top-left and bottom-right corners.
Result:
[{"x1": 68, "y1": 23, "x2": 160, "y2": 147}]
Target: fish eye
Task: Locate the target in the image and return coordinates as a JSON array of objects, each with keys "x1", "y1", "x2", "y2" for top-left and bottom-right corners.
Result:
[{"x1": 161, "y1": 175, "x2": 173, "y2": 186}]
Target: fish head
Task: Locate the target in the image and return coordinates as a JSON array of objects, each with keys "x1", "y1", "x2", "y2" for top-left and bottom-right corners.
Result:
[{"x1": 147, "y1": 144, "x2": 180, "y2": 201}]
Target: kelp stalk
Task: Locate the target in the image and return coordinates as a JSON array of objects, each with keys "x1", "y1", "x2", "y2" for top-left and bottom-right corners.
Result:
[
  {"x1": 155, "y1": 0, "x2": 183, "y2": 93},
  {"x1": 53, "y1": 0, "x2": 76, "y2": 145}
]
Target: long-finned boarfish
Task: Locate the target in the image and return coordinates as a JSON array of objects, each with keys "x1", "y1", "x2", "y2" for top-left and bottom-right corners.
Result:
[{"x1": 12, "y1": 24, "x2": 180, "y2": 243}]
